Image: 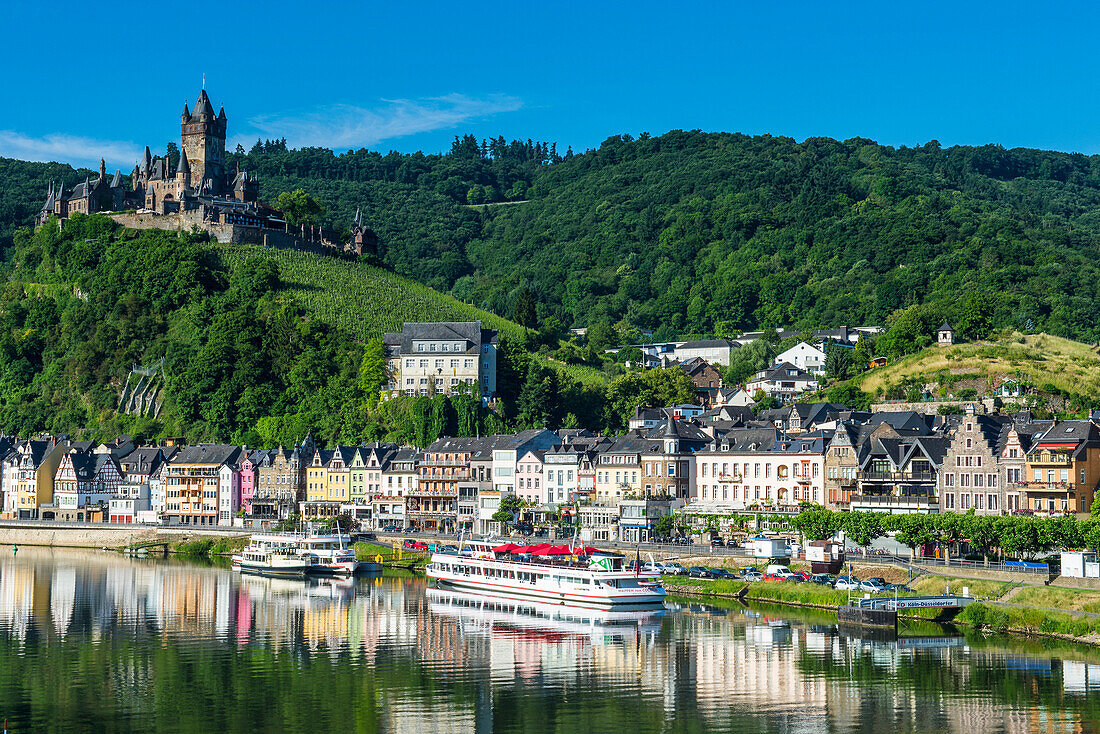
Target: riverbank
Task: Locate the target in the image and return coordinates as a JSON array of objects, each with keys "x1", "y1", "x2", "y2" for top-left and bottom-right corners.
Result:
[
  {"x1": 0, "y1": 520, "x2": 250, "y2": 549},
  {"x1": 667, "y1": 576, "x2": 1100, "y2": 647}
]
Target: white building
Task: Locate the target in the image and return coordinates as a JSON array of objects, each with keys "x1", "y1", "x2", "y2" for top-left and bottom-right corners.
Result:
[
  {"x1": 746, "y1": 362, "x2": 818, "y2": 402},
  {"x1": 218, "y1": 463, "x2": 240, "y2": 526},
  {"x1": 775, "y1": 342, "x2": 827, "y2": 375},
  {"x1": 691, "y1": 431, "x2": 826, "y2": 511},
  {"x1": 383, "y1": 321, "x2": 499, "y2": 398}
]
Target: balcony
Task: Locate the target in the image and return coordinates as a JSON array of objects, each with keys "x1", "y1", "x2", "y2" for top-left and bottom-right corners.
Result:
[
  {"x1": 850, "y1": 494, "x2": 939, "y2": 511},
  {"x1": 1010, "y1": 481, "x2": 1079, "y2": 494},
  {"x1": 859, "y1": 471, "x2": 935, "y2": 483}
]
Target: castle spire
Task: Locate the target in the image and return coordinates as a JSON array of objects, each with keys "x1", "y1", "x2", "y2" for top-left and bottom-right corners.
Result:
[
  {"x1": 176, "y1": 151, "x2": 190, "y2": 186},
  {"x1": 181, "y1": 102, "x2": 190, "y2": 121}
]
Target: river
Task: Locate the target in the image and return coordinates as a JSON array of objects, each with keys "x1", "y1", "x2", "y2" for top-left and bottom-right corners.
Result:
[{"x1": 0, "y1": 546, "x2": 1097, "y2": 733}]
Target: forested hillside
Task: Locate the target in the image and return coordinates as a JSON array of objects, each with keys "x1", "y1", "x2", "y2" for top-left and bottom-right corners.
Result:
[
  {"x1": 6, "y1": 130, "x2": 1100, "y2": 345},
  {"x1": 0, "y1": 214, "x2": 697, "y2": 444}
]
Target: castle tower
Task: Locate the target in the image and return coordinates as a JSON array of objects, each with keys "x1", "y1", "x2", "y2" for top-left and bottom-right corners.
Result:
[{"x1": 180, "y1": 89, "x2": 227, "y2": 192}]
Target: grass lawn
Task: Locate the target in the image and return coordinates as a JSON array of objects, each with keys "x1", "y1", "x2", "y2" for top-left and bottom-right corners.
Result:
[
  {"x1": 1011, "y1": 586, "x2": 1100, "y2": 613},
  {"x1": 908, "y1": 575, "x2": 1016, "y2": 599}
]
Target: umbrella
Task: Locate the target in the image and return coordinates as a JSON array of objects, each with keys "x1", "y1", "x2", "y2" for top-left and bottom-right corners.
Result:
[
  {"x1": 493, "y1": 543, "x2": 520, "y2": 553},
  {"x1": 526, "y1": 543, "x2": 554, "y2": 555},
  {"x1": 543, "y1": 544, "x2": 573, "y2": 555},
  {"x1": 569, "y1": 546, "x2": 598, "y2": 555}
]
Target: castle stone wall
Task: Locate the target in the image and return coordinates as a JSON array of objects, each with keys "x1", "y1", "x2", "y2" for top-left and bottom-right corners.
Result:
[{"x1": 110, "y1": 212, "x2": 348, "y2": 255}]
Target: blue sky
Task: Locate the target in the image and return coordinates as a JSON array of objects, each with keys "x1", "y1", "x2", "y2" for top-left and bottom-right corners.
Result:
[{"x1": 1, "y1": 1, "x2": 1098, "y2": 169}]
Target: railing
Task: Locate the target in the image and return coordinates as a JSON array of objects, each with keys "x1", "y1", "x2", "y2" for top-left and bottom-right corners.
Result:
[
  {"x1": 850, "y1": 494, "x2": 938, "y2": 508},
  {"x1": 1010, "y1": 482, "x2": 1078, "y2": 492},
  {"x1": 859, "y1": 472, "x2": 935, "y2": 482},
  {"x1": 854, "y1": 552, "x2": 1051, "y2": 576}
]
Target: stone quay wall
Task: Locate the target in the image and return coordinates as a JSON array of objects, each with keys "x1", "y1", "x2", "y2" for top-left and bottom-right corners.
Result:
[{"x1": 0, "y1": 521, "x2": 250, "y2": 549}]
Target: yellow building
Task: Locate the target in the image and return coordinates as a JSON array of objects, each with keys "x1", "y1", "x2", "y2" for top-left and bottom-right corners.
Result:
[
  {"x1": 12, "y1": 439, "x2": 69, "y2": 519},
  {"x1": 301, "y1": 449, "x2": 341, "y2": 520}
]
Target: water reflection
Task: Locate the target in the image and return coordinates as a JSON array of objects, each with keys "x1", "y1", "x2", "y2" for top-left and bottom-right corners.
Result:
[{"x1": 0, "y1": 546, "x2": 1098, "y2": 733}]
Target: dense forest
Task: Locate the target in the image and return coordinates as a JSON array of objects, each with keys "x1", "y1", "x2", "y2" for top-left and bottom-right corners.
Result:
[
  {"x1": 0, "y1": 215, "x2": 699, "y2": 443},
  {"x1": 6, "y1": 131, "x2": 1100, "y2": 346}
]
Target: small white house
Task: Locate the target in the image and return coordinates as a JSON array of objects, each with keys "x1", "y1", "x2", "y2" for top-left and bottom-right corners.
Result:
[
  {"x1": 1061, "y1": 551, "x2": 1100, "y2": 579},
  {"x1": 750, "y1": 536, "x2": 791, "y2": 559},
  {"x1": 775, "y1": 342, "x2": 827, "y2": 375}
]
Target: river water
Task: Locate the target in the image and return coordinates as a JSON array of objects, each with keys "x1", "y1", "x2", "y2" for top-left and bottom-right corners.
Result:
[{"x1": 0, "y1": 547, "x2": 1098, "y2": 733}]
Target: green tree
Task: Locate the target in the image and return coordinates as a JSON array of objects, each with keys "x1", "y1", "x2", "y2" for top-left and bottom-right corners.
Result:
[
  {"x1": 512, "y1": 287, "x2": 538, "y2": 330},
  {"x1": 493, "y1": 495, "x2": 523, "y2": 525},
  {"x1": 790, "y1": 507, "x2": 842, "y2": 541},
  {"x1": 275, "y1": 188, "x2": 326, "y2": 225},
  {"x1": 357, "y1": 338, "x2": 389, "y2": 405},
  {"x1": 843, "y1": 511, "x2": 885, "y2": 549}
]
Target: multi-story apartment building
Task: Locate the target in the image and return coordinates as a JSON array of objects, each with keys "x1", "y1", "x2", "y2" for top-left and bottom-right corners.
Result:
[
  {"x1": 490, "y1": 429, "x2": 561, "y2": 495},
  {"x1": 640, "y1": 418, "x2": 710, "y2": 499},
  {"x1": 939, "y1": 408, "x2": 1008, "y2": 515},
  {"x1": 824, "y1": 423, "x2": 861, "y2": 509},
  {"x1": 411, "y1": 437, "x2": 479, "y2": 533},
  {"x1": 997, "y1": 422, "x2": 1048, "y2": 514},
  {"x1": 347, "y1": 443, "x2": 398, "y2": 524},
  {"x1": 1014, "y1": 420, "x2": 1100, "y2": 515},
  {"x1": 163, "y1": 445, "x2": 242, "y2": 526},
  {"x1": 372, "y1": 447, "x2": 419, "y2": 529},
  {"x1": 515, "y1": 450, "x2": 546, "y2": 504},
  {"x1": 13, "y1": 438, "x2": 69, "y2": 519},
  {"x1": 302, "y1": 449, "x2": 336, "y2": 520},
  {"x1": 692, "y1": 429, "x2": 825, "y2": 511},
  {"x1": 384, "y1": 321, "x2": 498, "y2": 398},
  {"x1": 52, "y1": 452, "x2": 124, "y2": 517},
  {"x1": 253, "y1": 444, "x2": 306, "y2": 521},
  {"x1": 111, "y1": 447, "x2": 167, "y2": 523},
  {"x1": 594, "y1": 433, "x2": 652, "y2": 502},
  {"x1": 851, "y1": 435, "x2": 948, "y2": 514}
]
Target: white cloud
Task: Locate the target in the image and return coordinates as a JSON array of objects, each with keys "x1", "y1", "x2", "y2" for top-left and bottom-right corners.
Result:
[
  {"x1": 0, "y1": 130, "x2": 141, "y2": 169},
  {"x1": 240, "y1": 93, "x2": 524, "y2": 150}
]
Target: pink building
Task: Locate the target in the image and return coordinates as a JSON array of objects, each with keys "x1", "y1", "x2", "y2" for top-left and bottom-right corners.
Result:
[
  {"x1": 239, "y1": 452, "x2": 259, "y2": 515},
  {"x1": 515, "y1": 450, "x2": 546, "y2": 504}
]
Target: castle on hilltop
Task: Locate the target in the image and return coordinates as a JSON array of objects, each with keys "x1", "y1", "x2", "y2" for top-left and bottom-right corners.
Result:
[{"x1": 38, "y1": 89, "x2": 376, "y2": 258}]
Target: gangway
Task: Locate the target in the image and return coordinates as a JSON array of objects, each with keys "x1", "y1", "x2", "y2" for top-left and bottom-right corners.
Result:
[{"x1": 856, "y1": 595, "x2": 975, "y2": 612}]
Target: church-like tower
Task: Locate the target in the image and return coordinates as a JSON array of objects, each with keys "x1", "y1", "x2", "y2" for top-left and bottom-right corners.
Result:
[{"x1": 180, "y1": 89, "x2": 227, "y2": 192}]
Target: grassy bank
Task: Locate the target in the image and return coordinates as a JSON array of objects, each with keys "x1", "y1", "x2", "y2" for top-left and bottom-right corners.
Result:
[
  {"x1": 957, "y1": 602, "x2": 1100, "y2": 643},
  {"x1": 908, "y1": 575, "x2": 1017, "y2": 599},
  {"x1": 667, "y1": 578, "x2": 851, "y2": 608},
  {"x1": 172, "y1": 537, "x2": 249, "y2": 557}
]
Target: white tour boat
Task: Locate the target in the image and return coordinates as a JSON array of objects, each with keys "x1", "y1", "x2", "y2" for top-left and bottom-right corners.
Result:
[
  {"x1": 232, "y1": 536, "x2": 319, "y2": 578},
  {"x1": 294, "y1": 533, "x2": 361, "y2": 576},
  {"x1": 426, "y1": 539, "x2": 665, "y2": 608},
  {"x1": 235, "y1": 532, "x2": 360, "y2": 577}
]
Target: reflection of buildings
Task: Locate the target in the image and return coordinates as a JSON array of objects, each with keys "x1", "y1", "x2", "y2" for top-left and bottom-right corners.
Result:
[{"x1": 0, "y1": 549, "x2": 1098, "y2": 733}]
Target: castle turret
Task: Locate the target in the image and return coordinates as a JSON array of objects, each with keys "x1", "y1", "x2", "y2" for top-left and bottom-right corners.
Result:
[
  {"x1": 176, "y1": 150, "x2": 190, "y2": 187},
  {"x1": 99, "y1": 158, "x2": 106, "y2": 181},
  {"x1": 181, "y1": 102, "x2": 190, "y2": 123}
]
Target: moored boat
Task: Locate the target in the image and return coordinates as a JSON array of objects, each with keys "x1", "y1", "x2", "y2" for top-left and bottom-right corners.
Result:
[
  {"x1": 232, "y1": 542, "x2": 318, "y2": 578},
  {"x1": 426, "y1": 539, "x2": 666, "y2": 608}
]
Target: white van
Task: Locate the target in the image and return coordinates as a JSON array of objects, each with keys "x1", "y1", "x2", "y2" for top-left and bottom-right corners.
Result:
[{"x1": 765, "y1": 564, "x2": 795, "y2": 579}]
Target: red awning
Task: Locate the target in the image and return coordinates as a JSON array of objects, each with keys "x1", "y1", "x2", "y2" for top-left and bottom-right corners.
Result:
[
  {"x1": 543, "y1": 544, "x2": 574, "y2": 555},
  {"x1": 525, "y1": 543, "x2": 554, "y2": 554},
  {"x1": 493, "y1": 543, "x2": 520, "y2": 553}
]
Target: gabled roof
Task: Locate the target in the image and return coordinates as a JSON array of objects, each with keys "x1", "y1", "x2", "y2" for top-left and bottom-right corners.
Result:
[
  {"x1": 751, "y1": 362, "x2": 816, "y2": 382},
  {"x1": 385, "y1": 319, "x2": 492, "y2": 352},
  {"x1": 938, "y1": 322, "x2": 954, "y2": 332}
]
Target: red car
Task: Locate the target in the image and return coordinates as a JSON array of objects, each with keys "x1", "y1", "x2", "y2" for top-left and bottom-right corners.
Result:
[
  {"x1": 791, "y1": 571, "x2": 810, "y2": 582},
  {"x1": 763, "y1": 573, "x2": 786, "y2": 582}
]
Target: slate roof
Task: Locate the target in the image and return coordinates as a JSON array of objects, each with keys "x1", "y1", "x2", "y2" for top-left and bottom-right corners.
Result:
[
  {"x1": 384, "y1": 321, "x2": 497, "y2": 355},
  {"x1": 170, "y1": 444, "x2": 243, "y2": 466},
  {"x1": 751, "y1": 362, "x2": 816, "y2": 382}
]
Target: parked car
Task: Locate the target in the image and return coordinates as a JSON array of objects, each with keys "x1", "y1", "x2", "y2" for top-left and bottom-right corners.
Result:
[
  {"x1": 791, "y1": 571, "x2": 810, "y2": 582},
  {"x1": 884, "y1": 583, "x2": 912, "y2": 592},
  {"x1": 441, "y1": 545, "x2": 458, "y2": 553},
  {"x1": 688, "y1": 566, "x2": 711, "y2": 578},
  {"x1": 867, "y1": 577, "x2": 888, "y2": 587},
  {"x1": 642, "y1": 562, "x2": 664, "y2": 574},
  {"x1": 710, "y1": 537, "x2": 726, "y2": 547},
  {"x1": 741, "y1": 571, "x2": 764, "y2": 581},
  {"x1": 834, "y1": 576, "x2": 860, "y2": 590},
  {"x1": 662, "y1": 562, "x2": 687, "y2": 576},
  {"x1": 401, "y1": 526, "x2": 417, "y2": 534},
  {"x1": 808, "y1": 573, "x2": 836, "y2": 586},
  {"x1": 859, "y1": 579, "x2": 887, "y2": 594},
  {"x1": 708, "y1": 568, "x2": 737, "y2": 579},
  {"x1": 381, "y1": 525, "x2": 400, "y2": 533},
  {"x1": 765, "y1": 564, "x2": 797, "y2": 579}
]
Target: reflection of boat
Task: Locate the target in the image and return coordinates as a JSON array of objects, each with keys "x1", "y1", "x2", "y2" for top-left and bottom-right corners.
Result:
[
  {"x1": 426, "y1": 586, "x2": 665, "y2": 640},
  {"x1": 426, "y1": 540, "x2": 665, "y2": 607}
]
